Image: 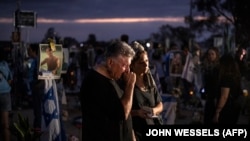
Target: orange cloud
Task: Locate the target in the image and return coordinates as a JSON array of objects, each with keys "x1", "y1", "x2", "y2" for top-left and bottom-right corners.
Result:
[
  {"x1": 73, "y1": 17, "x2": 184, "y2": 23},
  {"x1": 0, "y1": 17, "x2": 184, "y2": 24}
]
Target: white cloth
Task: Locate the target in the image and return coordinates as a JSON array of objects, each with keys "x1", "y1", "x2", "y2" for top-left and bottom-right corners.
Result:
[
  {"x1": 181, "y1": 53, "x2": 194, "y2": 83},
  {"x1": 161, "y1": 94, "x2": 177, "y2": 125},
  {"x1": 41, "y1": 79, "x2": 62, "y2": 141}
]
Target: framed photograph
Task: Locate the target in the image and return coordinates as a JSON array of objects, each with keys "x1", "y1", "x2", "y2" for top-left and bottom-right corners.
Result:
[
  {"x1": 61, "y1": 48, "x2": 69, "y2": 74},
  {"x1": 38, "y1": 44, "x2": 63, "y2": 79},
  {"x1": 169, "y1": 51, "x2": 183, "y2": 77}
]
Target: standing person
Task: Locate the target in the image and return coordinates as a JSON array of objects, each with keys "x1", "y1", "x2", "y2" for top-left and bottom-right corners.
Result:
[
  {"x1": 213, "y1": 54, "x2": 242, "y2": 124},
  {"x1": 40, "y1": 46, "x2": 61, "y2": 75},
  {"x1": 28, "y1": 43, "x2": 45, "y2": 133},
  {"x1": 129, "y1": 41, "x2": 163, "y2": 141},
  {"x1": 120, "y1": 34, "x2": 129, "y2": 43},
  {"x1": 235, "y1": 47, "x2": 248, "y2": 78},
  {"x1": 192, "y1": 47, "x2": 203, "y2": 98},
  {"x1": 180, "y1": 43, "x2": 193, "y2": 102},
  {"x1": 163, "y1": 43, "x2": 179, "y2": 92},
  {"x1": 0, "y1": 49, "x2": 12, "y2": 141},
  {"x1": 202, "y1": 47, "x2": 220, "y2": 124},
  {"x1": 80, "y1": 40, "x2": 136, "y2": 141}
]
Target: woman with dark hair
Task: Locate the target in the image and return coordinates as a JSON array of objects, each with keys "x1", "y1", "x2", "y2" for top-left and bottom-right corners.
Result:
[
  {"x1": 235, "y1": 47, "x2": 247, "y2": 78},
  {"x1": 202, "y1": 47, "x2": 220, "y2": 124},
  {"x1": 129, "y1": 41, "x2": 163, "y2": 141},
  {"x1": 213, "y1": 53, "x2": 242, "y2": 124}
]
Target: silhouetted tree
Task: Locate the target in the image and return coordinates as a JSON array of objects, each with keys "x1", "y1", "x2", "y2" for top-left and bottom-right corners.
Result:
[
  {"x1": 151, "y1": 25, "x2": 195, "y2": 48},
  {"x1": 186, "y1": 0, "x2": 250, "y2": 47}
]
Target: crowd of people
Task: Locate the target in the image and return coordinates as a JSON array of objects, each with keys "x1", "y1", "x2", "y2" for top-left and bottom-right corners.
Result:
[
  {"x1": 79, "y1": 37, "x2": 250, "y2": 141},
  {"x1": 0, "y1": 33, "x2": 250, "y2": 141}
]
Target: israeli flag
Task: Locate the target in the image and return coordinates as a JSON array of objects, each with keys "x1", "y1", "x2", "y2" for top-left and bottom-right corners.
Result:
[
  {"x1": 41, "y1": 79, "x2": 62, "y2": 141},
  {"x1": 181, "y1": 52, "x2": 194, "y2": 83}
]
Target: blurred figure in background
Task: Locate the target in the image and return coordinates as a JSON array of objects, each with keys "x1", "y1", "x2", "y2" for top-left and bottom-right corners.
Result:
[
  {"x1": 202, "y1": 47, "x2": 220, "y2": 124},
  {"x1": 192, "y1": 46, "x2": 203, "y2": 98},
  {"x1": 120, "y1": 34, "x2": 129, "y2": 43},
  {"x1": 235, "y1": 47, "x2": 248, "y2": 78},
  {"x1": 234, "y1": 47, "x2": 249, "y2": 117},
  {"x1": 28, "y1": 43, "x2": 45, "y2": 133},
  {"x1": 213, "y1": 54, "x2": 242, "y2": 124},
  {"x1": 151, "y1": 42, "x2": 166, "y2": 94},
  {"x1": 0, "y1": 48, "x2": 13, "y2": 141}
]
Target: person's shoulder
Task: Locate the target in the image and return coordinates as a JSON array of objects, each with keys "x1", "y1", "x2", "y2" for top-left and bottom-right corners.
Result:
[
  {"x1": 52, "y1": 55, "x2": 59, "y2": 60},
  {"x1": 0, "y1": 60, "x2": 8, "y2": 64},
  {"x1": 0, "y1": 61, "x2": 9, "y2": 68}
]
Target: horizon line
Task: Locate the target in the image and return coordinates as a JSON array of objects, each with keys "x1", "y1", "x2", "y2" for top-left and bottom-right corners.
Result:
[{"x1": 0, "y1": 16, "x2": 185, "y2": 24}]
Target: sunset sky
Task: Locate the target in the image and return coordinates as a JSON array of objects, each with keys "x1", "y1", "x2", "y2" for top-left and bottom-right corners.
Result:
[{"x1": 0, "y1": 0, "x2": 190, "y2": 43}]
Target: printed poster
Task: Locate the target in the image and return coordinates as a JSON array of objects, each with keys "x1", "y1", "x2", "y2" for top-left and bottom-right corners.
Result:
[
  {"x1": 169, "y1": 51, "x2": 184, "y2": 77},
  {"x1": 38, "y1": 44, "x2": 63, "y2": 79}
]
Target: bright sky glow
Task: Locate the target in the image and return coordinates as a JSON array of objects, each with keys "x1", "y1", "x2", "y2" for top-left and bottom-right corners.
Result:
[
  {"x1": 0, "y1": 17, "x2": 184, "y2": 24},
  {"x1": 1, "y1": 16, "x2": 228, "y2": 24}
]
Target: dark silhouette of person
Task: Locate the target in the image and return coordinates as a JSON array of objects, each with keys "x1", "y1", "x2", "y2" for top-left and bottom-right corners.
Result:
[{"x1": 120, "y1": 34, "x2": 129, "y2": 43}]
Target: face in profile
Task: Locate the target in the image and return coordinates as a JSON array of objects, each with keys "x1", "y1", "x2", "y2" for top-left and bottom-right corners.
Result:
[{"x1": 131, "y1": 52, "x2": 149, "y2": 74}]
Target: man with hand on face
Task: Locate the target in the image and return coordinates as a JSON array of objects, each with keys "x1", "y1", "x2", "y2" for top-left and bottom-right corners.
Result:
[{"x1": 80, "y1": 40, "x2": 137, "y2": 141}]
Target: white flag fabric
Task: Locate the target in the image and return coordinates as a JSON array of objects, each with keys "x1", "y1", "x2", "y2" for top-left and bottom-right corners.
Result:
[
  {"x1": 41, "y1": 79, "x2": 62, "y2": 141},
  {"x1": 161, "y1": 94, "x2": 177, "y2": 125},
  {"x1": 181, "y1": 52, "x2": 194, "y2": 83}
]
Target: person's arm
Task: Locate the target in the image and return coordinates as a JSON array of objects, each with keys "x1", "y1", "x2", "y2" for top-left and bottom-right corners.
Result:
[
  {"x1": 131, "y1": 109, "x2": 150, "y2": 119},
  {"x1": 213, "y1": 87, "x2": 230, "y2": 123},
  {"x1": 132, "y1": 129, "x2": 137, "y2": 141},
  {"x1": 52, "y1": 57, "x2": 61, "y2": 74},
  {"x1": 120, "y1": 71, "x2": 136, "y2": 120},
  {"x1": 40, "y1": 58, "x2": 47, "y2": 66},
  {"x1": 152, "y1": 102, "x2": 163, "y2": 116}
]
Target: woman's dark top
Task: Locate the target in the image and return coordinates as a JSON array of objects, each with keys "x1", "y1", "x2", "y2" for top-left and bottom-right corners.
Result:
[{"x1": 132, "y1": 84, "x2": 162, "y2": 141}]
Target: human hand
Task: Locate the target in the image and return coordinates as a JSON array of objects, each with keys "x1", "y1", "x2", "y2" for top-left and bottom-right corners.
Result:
[
  {"x1": 122, "y1": 71, "x2": 136, "y2": 86},
  {"x1": 137, "y1": 108, "x2": 151, "y2": 119},
  {"x1": 142, "y1": 106, "x2": 154, "y2": 118}
]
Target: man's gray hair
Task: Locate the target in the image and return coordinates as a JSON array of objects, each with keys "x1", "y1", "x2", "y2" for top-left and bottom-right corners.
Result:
[{"x1": 105, "y1": 40, "x2": 135, "y2": 59}]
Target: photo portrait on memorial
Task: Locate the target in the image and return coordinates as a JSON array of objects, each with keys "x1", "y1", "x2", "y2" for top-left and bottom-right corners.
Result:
[
  {"x1": 38, "y1": 44, "x2": 63, "y2": 79},
  {"x1": 169, "y1": 51, "x2": 183, "y2": 77}
]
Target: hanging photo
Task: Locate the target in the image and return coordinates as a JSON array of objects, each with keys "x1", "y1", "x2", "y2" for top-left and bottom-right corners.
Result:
[
  {"x1": 38, "y1": 44, "x2": 63, "y2": 79},
  {"x1": 169, "y1": 51, "x2": 184, "y2": 77},
  {"x1": 61, "y1": 48, "x2": 69, "y2": 74}
]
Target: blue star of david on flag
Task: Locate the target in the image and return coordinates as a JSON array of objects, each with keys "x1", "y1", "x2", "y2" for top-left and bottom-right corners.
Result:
[{"x1": 41, "y1": 79, "x2": 62, "y2": 141}]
